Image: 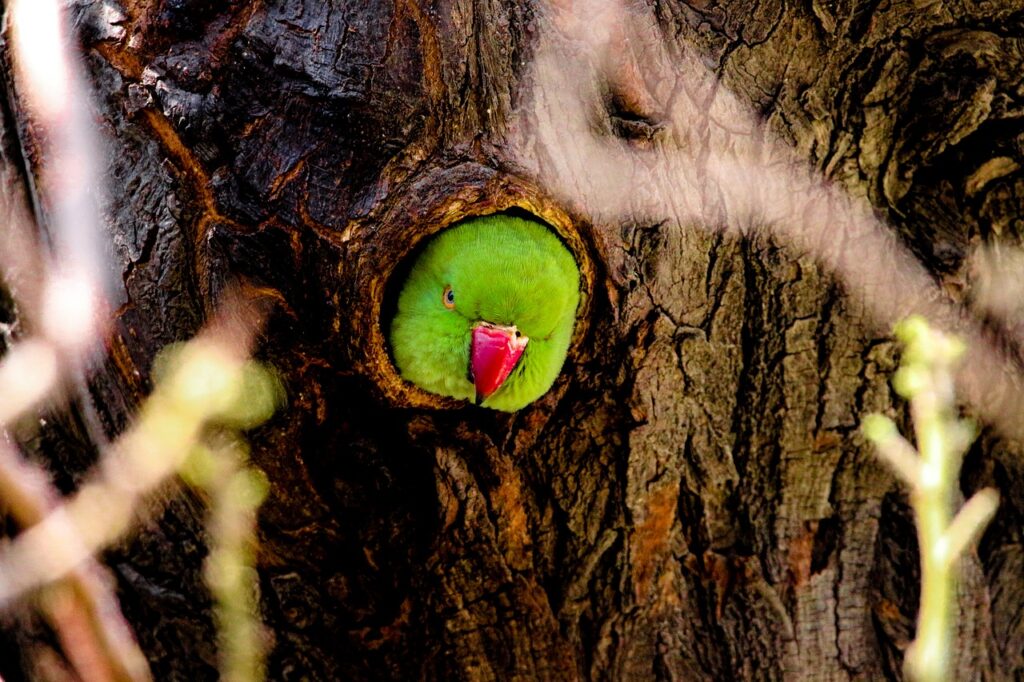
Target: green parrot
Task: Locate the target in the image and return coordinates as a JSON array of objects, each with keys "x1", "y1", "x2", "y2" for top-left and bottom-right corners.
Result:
[{"x1": 389, "y1": 214, "x2": 580, "y2": 412}]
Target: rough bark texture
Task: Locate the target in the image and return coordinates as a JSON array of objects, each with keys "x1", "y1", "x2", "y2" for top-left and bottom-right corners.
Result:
[{"x1": 2, "y1": 0, "x2": 1024, "y2": 680}]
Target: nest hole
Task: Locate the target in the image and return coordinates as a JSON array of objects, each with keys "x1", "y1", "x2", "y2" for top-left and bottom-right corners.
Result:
[{"x1": 368, "y1": 189, "x2": 596, "y2": 410}]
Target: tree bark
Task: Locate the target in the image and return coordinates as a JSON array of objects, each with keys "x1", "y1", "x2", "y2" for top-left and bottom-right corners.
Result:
[{"x1": 2, "y1": 0, "x2": 1024, "y2": 680}]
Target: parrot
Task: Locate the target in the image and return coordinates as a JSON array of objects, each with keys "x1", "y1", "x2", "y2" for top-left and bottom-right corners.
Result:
[{"x1": 389, "y1": 214, "x2": 581, "y2": 412}]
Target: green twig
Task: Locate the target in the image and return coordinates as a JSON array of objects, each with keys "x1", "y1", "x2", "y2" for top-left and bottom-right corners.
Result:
[
  {"x1": 183, "y1": 439, "x2": 270, "y2": 682},
  {"x1": 0, "y1": 441, "x2": 152, "y2": 682},
  {"x1": 863, "y1": 316, "x2": 999, "y2": 682},
  {"x1": 0, "y1": 331, "x2": 281, "y2": 681}
]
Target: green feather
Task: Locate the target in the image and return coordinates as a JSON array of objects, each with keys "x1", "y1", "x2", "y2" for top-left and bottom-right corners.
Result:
[{"x1": 389, "y1": 214, "x2": 580, "y2": 412}]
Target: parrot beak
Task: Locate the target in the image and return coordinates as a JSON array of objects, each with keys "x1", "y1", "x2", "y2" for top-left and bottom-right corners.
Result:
[{"x1": 470, "y1": 322, "x2": 528, "y2": 403}]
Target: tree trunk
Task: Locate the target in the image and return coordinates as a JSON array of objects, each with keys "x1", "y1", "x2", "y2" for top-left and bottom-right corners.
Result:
[{"x1": 2, "y1": 0, "x2": 1024, "y2": 680}]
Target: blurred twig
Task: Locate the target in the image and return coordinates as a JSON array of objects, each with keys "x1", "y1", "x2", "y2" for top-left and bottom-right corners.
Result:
[
  {"x1": 7, "y1": 0, "x2": 113, "y2": 324},
  {"x1": 864, "y1": 317, "x2": 999, "y2": 682},
  {"x1": 0, "y1": 3, "x2": 277, "y2": 679},
  {"x1": 521, "y1": 0, "x2": 1024, "y2": 447},
  {"x1": 184, "y1": 439, "x2": 271, "y2": 682},
  {"x1": 0, "y1": 309, "x2": 279, "y2": 680},
  {"x1": 0, "y1": 0, "x2": 151, "y2": 678},
  {"x1": 0, "y1": 439, "x2": 151, "y2": 682},
  {"x1": 0, "y1": 321, "x2": 266, "y2": 602}
]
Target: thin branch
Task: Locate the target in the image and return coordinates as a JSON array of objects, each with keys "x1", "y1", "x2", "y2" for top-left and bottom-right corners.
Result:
[
  {"x1": 944, "y1": 489, "x2": 1000, "y2": 565},
  {"x1": 0, "y1": 340, "x2": 59, "y2": 425},
  {"x1": 185, "y1": 439, "x2": 270, "y2": 682},
  {"x1": 0, "y1": 329, "x2": 256, "y2": 604},
  {"x1": 0, "y1": 439, "x2": 151, "y2": 682},
  {"x1": 862, "y1": 414, "x2": 920, "y2": 487},
  {"x1": 863, "y1": 317, "x2": 1000, "y2": 682}
]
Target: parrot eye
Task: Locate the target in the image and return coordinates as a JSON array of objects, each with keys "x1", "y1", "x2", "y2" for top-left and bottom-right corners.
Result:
[{"x1": 442, "y1": 285, "x2": 456, "y2": 309}]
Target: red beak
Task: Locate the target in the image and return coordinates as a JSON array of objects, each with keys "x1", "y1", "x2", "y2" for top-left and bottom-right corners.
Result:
[{"x1": 470, "y1": 323, "x2": 528, "y2": 402}]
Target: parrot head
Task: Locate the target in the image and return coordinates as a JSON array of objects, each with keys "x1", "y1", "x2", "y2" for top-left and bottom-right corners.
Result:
[{"x1": 389, "y1": 214, "x2": 580, "y2": 412}]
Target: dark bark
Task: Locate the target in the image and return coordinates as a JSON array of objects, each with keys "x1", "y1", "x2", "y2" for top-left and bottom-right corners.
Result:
[{"x1": 2, "y1": 0, "x2": 1024, "y2": 680}]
